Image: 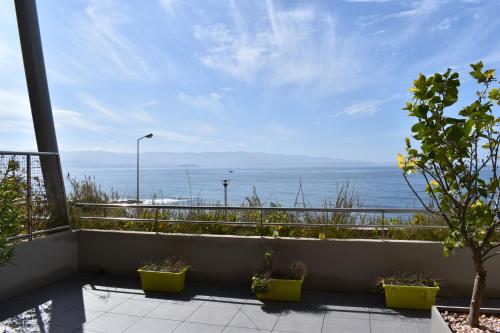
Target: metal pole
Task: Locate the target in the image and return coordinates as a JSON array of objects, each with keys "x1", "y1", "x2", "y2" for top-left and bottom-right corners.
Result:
[
  {"x1": 381, "y1": 211, "x2": 386, "y2": 240},
  {"x1": 14, "y1": 0, "x2": 68, "y2": 224},
  {"x1": 136, "y1": 139, "x2": 140, "y2": 204},
  {"x1": 136, "y1": 139, "x2": 140, "y2": 217},
  {"x1": 26, "y1": 154, "x2": 32, "y2": 240},
  {"x1": 222, "y1": 180, "x2": 228, "y2": 206}
]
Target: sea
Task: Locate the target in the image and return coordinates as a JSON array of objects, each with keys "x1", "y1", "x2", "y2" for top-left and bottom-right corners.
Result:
[{"x1": 64, "y1": 165, "x2": 429, "y2": 208}]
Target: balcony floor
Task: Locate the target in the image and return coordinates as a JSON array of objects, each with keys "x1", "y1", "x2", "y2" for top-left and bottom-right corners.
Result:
[{"x1": 1, "y1": 275, "x2": 499, "y2": 333}]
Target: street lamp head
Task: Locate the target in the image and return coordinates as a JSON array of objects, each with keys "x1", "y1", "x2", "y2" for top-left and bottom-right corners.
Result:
[{"x1": 145, "y1": 133, "x2": 153, "y2": 138}]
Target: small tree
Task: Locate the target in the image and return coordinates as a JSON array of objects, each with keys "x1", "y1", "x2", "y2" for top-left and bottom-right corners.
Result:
[
  {"x1": 399, "y1": 62, "x2": 499, "y2": 328},
  {"x1": 0, "y1": 160, "x2": 23, "y2": 267}
]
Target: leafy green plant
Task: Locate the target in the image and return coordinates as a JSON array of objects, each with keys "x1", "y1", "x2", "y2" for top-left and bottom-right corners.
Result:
[
  {"x1": 141, "y1": 257, "x2": 190, "y2": 273},
  {"x1": 251, "y1": 251, "x2": 306, "y2": 294},
  {"x1": 399, "y1": 62, "x2": 499, "y2": 327},
  {"x1": 251, "y1": 276, "x2": 272, "y2": 294},
  {"x1": 0, "y1": 160, "x2": 23, "y2": 267}
]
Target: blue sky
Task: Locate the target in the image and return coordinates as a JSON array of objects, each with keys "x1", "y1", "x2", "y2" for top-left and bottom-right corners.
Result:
[{"x1": 0, "y1": 0, "x2": 499, "y2": 163}]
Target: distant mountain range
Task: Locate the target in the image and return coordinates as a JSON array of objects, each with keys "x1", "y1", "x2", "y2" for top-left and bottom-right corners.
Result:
[{"x1": 61, "y1": 151, "x2": 375, "y2": 169}]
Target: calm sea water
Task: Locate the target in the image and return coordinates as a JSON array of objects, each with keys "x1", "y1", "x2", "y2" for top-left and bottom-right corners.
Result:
[{"x1": 64, "y1": 166, "x2": 429, "y2": 208}]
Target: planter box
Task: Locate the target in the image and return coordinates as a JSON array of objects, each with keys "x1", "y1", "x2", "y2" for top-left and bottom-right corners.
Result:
[
  {"x1": 254, "y1": 276, "x2": 304, "y2": 302},
  {"x1": 137, "y1": 267, "x2": 188, "y2": 293},
  {"x1": 431, "y1": 306, "x2": 500, "y2": 333},
  {"x1": 383, "y1": 281, "x2": 439, "y2": 310}
]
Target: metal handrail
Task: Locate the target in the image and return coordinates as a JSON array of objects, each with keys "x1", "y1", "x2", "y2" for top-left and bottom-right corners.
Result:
[
  {"x1": 0, "y1": 151, "x2": 59, "y2": 156},
  {"x1": 74, "y1": 202, "x2": 450, "y2": 237},
  {"x1": 75, "y1": 202, "x2": 430, "y2": 214},
  {"x1": 1, "y1": 150, "x2": 69, "y2": 240},
  {"x1": 79, "y1": 216, "x2": 449, "y2": 229}
]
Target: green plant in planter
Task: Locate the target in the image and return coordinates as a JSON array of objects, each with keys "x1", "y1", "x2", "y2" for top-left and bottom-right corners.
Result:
[
  {"x1": 399, "y1": 62, "x2": 499, "y2": 327},
  {"x1": 251, "y1": 251, "x2": 306, "y2": 301},
  {"x1": 376, "y1": 271, "x2": 441, "y2": 310},
  {"x1": 138, "y1": 257, "x2": 191, "y2": 293},
  {"x1": 251, "y1": 274, "x2": 272, "y2": 294},
  {"x1": 0, "y1": 159, "x2": 23, "y2": 267}
]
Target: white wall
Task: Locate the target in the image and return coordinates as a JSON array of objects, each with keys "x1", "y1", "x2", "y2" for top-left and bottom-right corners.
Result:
[{"x1": 78, "y1": 230, "x2": 500, "y2": 297}]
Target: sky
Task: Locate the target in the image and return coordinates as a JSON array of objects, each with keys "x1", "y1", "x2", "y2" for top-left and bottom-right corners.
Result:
[{"x1": 0, "y1": 0, "x2": 499, "y2": 163}]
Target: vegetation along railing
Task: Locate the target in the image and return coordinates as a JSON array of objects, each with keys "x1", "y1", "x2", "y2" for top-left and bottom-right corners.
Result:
[
  {"x1": 74, "y1": 203, "x2": 459, "y2": 240},
  {"x1": 0, "y1": 151, "x2": 70, "y2": 241}
]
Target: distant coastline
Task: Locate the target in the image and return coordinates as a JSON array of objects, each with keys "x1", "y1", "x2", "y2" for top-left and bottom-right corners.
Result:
[{"x1": 61, "y1": 150, "x2": 378, "y2": 169}]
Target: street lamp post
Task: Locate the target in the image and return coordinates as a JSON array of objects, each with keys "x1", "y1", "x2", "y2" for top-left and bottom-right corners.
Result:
[
  {"x1": 136, "y1": 133, "x2": 153, "y2": 206},
  {"x1": 222, "y1": 179, "x2": 229, "y2": 207}
]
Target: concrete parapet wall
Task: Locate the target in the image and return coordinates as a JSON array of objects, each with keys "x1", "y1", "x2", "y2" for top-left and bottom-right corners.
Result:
[
  {"x1": 78, "y1": 230, "x2": 500, "y2": 297},
  {"x1": 0, "y1": 231, "x2": 79, "y2": 302}
]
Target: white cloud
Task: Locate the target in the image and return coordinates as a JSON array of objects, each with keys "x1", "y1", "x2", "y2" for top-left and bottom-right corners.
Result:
[
  {"x1": 193, "y1": 2, "x2": 369, "y2": 92},
  {"x1": 154, "y1": 129, "x2": 213, "y2": 144},
  {"x1": 75, "y1": 0, "x2": 157, "y2": 81},
  {"x1": 393, "y1": 0, "x2": 445, "y2": 18},
  {"x1": 0, "y1": 90, "x2": 31, "y2": 123},
  {"x1": 79, "y1": 92, "x2": 156, "y2": 124},
  {"x1": 0, "y1": 90, "x2": 105, "y2": 133},
  {"x1": 344, "y1": 0, "x2": 398, "y2": 2},
  {"x1": 342, "y1": 100, "x2": 382, "y2": 116},
  {"x1": 337, "y1": 95, "x2": 400, "y2": 117},
  {"x1": 177, "y1": 92, "x2": 224, "y2": 112},
  {"x1": 359, "y1": 0, "x2": 446, "y2": 26},
  {"x1": 432, "y1": 18, "x2": 453, "y2": 31},
  {"x1": 268, "y1": 124, "x2": 299, "y2": 137},
  {"x1": 159, "y1": 0, "x2": 177, "y2": 15},
  {"x1": 80, "y1": 92, "x2": 125, "y2": 122},
  {"x1": 53, "y1": 109, "x2": 108, "y2": 131}
]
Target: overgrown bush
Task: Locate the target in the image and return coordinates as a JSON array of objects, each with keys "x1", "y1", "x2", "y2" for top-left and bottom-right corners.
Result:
[
  {"x1": 67, "y1": 176, "x2": 456, "y2": 241},
  {"x1": 375, "y1": 271, "x2": 441, "y2": 288},
  {"x1": 0, "y1": 160, "x2": 23, "y2": 267},
  {"x1": 141, "y1": 257, "x2": 190, "y2": 273},
  {"x1": 251, "y1": 251, "x2": 306, "y2": 294}
]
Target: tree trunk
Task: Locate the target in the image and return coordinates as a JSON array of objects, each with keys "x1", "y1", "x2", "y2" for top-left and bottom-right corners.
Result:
[{"x1": 468, "y1": 253, "x2": 487, "y2": 328}]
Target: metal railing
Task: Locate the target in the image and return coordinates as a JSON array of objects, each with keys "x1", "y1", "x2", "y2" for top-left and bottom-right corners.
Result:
[
  {"x1": 1, "y1": 151, "x2": 70, "y2": 240},
  {"x1": 75, "y1": 202, "x2": 449, "y2": 239}
]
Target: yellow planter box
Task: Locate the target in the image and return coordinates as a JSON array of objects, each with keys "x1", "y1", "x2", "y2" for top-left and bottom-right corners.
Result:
[
  {"x1": 383, "y1": 281, "x2": 439, "y2": 310},
  {"x1": 254, "y1": 276, "x2": 304, "y2": 302},
  {"x1": 137, "y1": 267, "x2": 188, "y2": 293}
]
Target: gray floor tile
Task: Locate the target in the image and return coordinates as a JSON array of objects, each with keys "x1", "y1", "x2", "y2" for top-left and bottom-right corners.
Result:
[
  {"x1": 369, "y1": 307, "x2": 429, "y2": 322},
  {"x1": 82, "y1": 285, "x2": 135, "y2": 300},
  {"x1": 204, "y1": 296, "x2": 246, "y2": 309},
  {"x1": 322, "y1": 318, "x2": 370, "y2": 333},
  {"x1": 173, "y1": 321, "x2": 225, "y2": 333},
  {"x1": 228, "y1": 309, "x2": 279, "y2": 330},
  {"x1": 273, "y1": 310, "x2": 325, "y2": 333},
  {"x1": 109, "y1": 299, "x2": 162, "y2": 316},
  {"x1": 82, "y1": 313, "x2": 141, "y2": 333},
  {"x1": 224, "y1": 327, "x2": 271, "y2": 332},
  {"x1": 147, "y1": 302, "x2": 200, "y2": 321},
  {"x1": 187, "y1": 306, "x2": 239, "y2": 326},
  {"x1": 48, "y1": 307, "x2": 105, "y2": 328},
  {"x1": 47, "y1": 323, "x2": 83, "y2": 333},
  {"x1": 124, "y1": 317, "x2": 182, "y2": 333},
  {"x1": 371, "y1": 320, "x2": 429, "y2": 333},
  {"x1": 73, "y1": 294, "x2": 128, "y2": 312},
  {"x1": 326, "y1": 293, "x2": 368, "y2": 308},
  {"x1": 324, "y1": 305, "x2": 370, "y2": 320}
]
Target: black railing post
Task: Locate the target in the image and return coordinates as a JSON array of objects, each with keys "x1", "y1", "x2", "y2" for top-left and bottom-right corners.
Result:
[{"x1": 26, "y1": 154, "x2": 32, "y2": 240}]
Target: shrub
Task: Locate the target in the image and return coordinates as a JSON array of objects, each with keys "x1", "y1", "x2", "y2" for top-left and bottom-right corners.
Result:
[
  {"x1": 251, "y1": 251, "x2": 306, "y2": 294},
  {"x1": 141, "y1": 257, "x2": 190, "y2": 273},
  {"x1": 0, "y1": 160, "x2": 23, "y2": 267}
]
